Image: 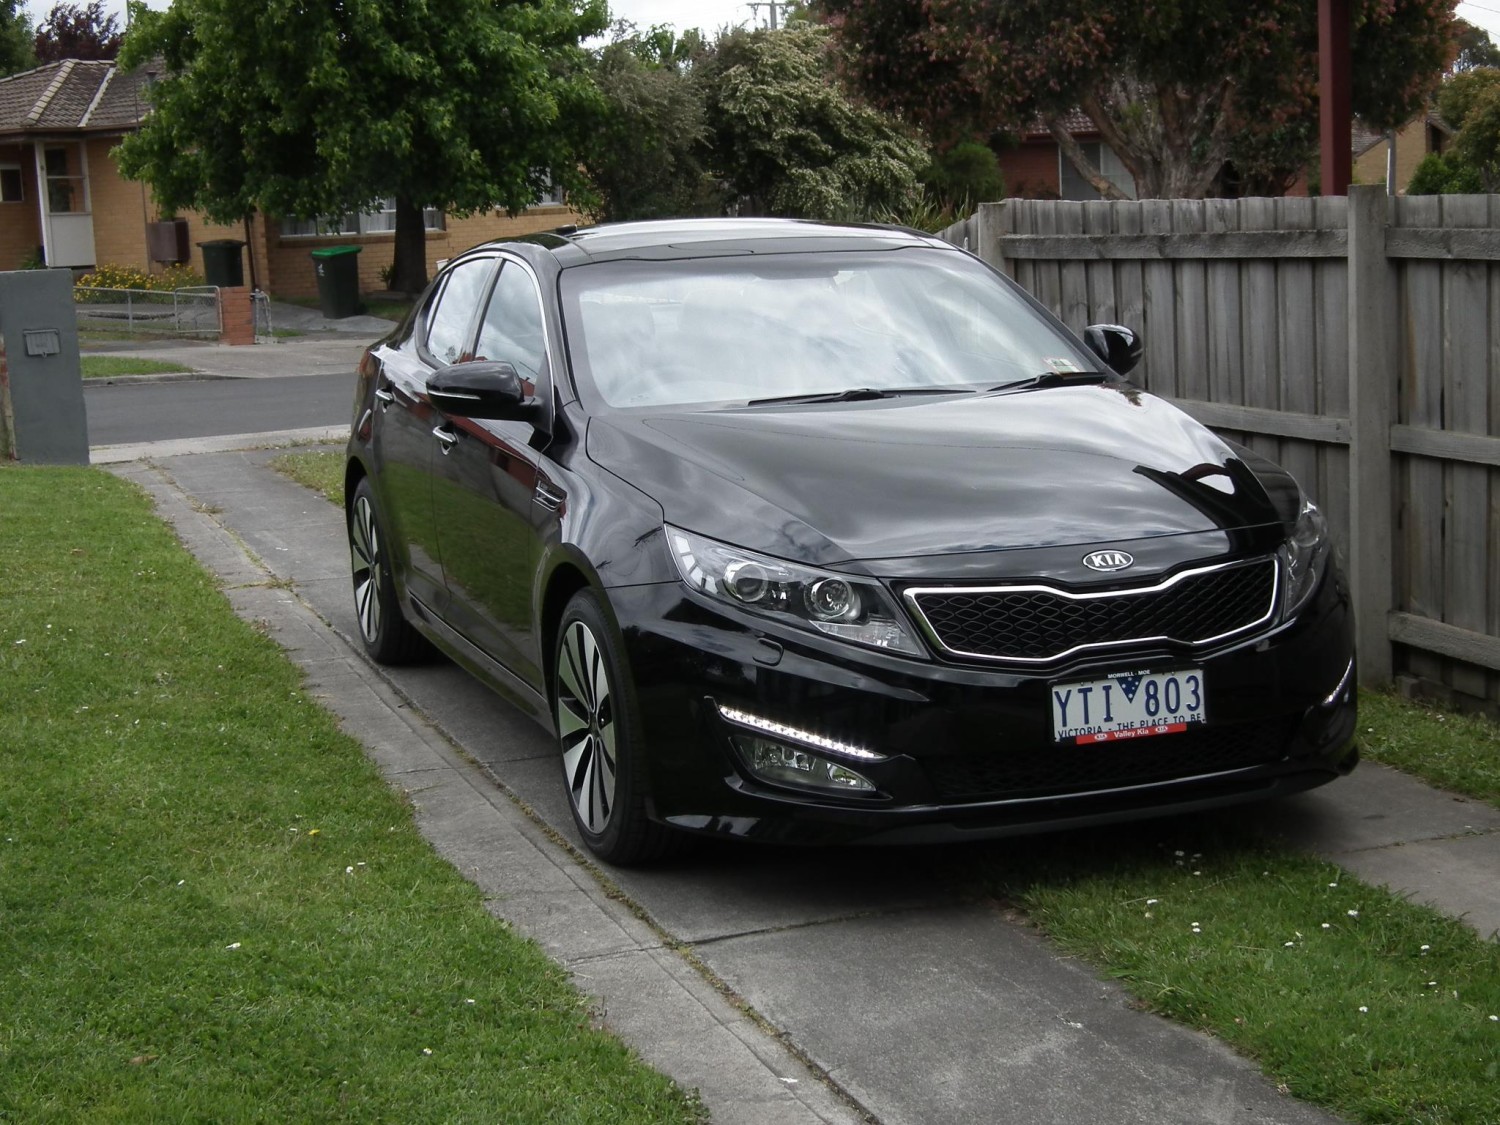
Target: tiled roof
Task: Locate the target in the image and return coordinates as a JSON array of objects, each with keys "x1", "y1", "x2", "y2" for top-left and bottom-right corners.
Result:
[
  {"x1": 1026, "y1": 107, "x2": 1422, "y2": 157},
  {"x1": 0, "y1": 59, "x2": 148, "y2": 136}
]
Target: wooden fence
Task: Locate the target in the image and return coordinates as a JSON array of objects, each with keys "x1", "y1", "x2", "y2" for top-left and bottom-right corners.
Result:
[{"x1": 940, "y1": 186, "x2": 1500, "y2": 708}]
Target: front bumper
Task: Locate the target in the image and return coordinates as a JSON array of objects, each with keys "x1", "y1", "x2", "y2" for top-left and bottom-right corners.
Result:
[{"x1": 609, "y1": 566, "x2": 1357, "y2": 845}]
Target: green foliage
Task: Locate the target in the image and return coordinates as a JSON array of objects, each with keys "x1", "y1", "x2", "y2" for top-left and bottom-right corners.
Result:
[
  {"x1": 1437, "y1": 65, "x2": 1500, "y2": 129},
  {"x1": 923, "y1": 141, "x2": 1004, "y2": 210},
  {"x1": 584, "y1": 25, "x2": 722, "y2": 221},
  {"x1": 0, "y1": 0, "x2": 35, "y2": 75},
  {"x1": 1406, "y1": 151, "x2": 1484, "y2": 194},
  {"x1": 584, "y1": 22, "x2": 927, "y2": 222},
  {"x1": 822, "y1": 0, "x2": 1455, "y2": 198},
  {"x1": 1420, "y1": 66, "x2": 1500, "y2": 192},
  {"x1": 117, "y1": 0, "x2": 608, "y2": 291},
  {"x1": 697, "y1": 24, "x2": 927, "y2": 219},
  {"x1": 1452, "y1": 18, "x2": 1500, "y2": 72}
]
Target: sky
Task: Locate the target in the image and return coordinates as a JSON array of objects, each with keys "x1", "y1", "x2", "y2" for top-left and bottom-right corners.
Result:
[{"x1": 19, "y1": 0, "x2": 1500, "y2": 56}]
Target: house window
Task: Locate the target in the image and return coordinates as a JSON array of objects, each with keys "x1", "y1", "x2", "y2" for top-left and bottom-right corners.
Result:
[
  {"x1": 0, "y1": 164, "x2": 22, "y2": 203},
  {"x1": 1058, "y1": 142, "x2": 1136, "y2": 201},
  {"x1": 281, "y1": 199, "x2": 445, "y2": 238}
]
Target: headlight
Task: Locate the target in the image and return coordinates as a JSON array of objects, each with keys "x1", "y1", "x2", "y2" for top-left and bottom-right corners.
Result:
[
  {"x1": 1282, "y1": 498, "x2": 1329, "y2": 618},
  {"x1": 666, "y1": 526, "x2": 926, "y2": 657}
]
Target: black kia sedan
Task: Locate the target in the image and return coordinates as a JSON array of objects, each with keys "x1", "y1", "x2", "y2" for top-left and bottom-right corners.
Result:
[{"x1": 345, "y1": 218, "x2": 1357, "y2": 864}]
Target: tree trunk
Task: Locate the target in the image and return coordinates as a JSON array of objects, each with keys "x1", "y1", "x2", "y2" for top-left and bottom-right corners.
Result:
[
  {"x1": 1046, "y1": 117, "x2": 1129, "y2": 200},
  {"x1": 390, "y1": 196, "x2": 430, "y2": 294}
]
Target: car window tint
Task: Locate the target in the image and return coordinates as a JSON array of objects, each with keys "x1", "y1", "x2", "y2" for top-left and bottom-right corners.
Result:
[
  {"x1": 560, "y1": 248, "x2": 1100, "y2": 409},
  {"x1": 425, "y1": 258, "x2": 493, "y2": 366},
  {"x1": 474, "y1": 262, "x2": 546, "y2": 387}
]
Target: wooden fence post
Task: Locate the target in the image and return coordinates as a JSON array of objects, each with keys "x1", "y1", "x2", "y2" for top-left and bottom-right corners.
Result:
[
  {"x1": 1346, "y1": 184, "x2": 1396, "y2": 685},
  {"x1": 976, "y1": 201, "x2": 1010, "y2": 277}
]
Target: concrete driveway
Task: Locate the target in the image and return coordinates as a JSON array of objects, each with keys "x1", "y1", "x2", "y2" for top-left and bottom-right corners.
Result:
[{"x1": 108, "y1": 444, "x2": 1392, "y2": 1125}]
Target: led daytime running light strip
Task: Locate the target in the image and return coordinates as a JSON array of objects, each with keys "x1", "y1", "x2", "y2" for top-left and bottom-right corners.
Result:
[{"x1": 715, "y1": 703, "x2": 886, "y2": 762}]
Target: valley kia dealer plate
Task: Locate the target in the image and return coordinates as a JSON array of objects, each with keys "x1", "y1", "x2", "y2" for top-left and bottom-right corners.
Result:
[{"x1": 1051, "y1": 669, "x2": 1206, "y2": 744}]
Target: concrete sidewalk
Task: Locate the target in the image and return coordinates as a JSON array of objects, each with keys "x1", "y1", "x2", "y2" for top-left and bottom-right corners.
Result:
[
  {"x1": 84, "y1": 299, "x2": 396, "y2": 381},
  {"x1": 104, "y1": 436, "x2": 1500, "y2": 1125}
]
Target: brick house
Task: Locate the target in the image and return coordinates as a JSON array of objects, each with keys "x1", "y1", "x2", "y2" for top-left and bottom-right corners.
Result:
[
  {"x1": 998, "y1": 108, "x2": 1451, "y2": 200},
  {"x1": 0, "y1": 58, "x2": 582, "y2": 298},
  {"x1": 996, "y1": 110, "x2": 1138, "y2": 200}
]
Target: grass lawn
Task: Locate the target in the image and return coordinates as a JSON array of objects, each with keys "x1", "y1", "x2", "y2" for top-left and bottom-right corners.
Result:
[
  {"x1": 0, "y1": 466, "x2": 702, "y2": 1123},
  {"x1": 80, "y1": 355, "x2": 195, "y2": 379},
  {"x1": 1359, "y1": 690, "x2": 1500, "y2": 809},
  {"x1": 976, "y1": 822, "x2": 1500, "y2": 1125},
  {"x1": 270, "y1": 450, "x2": 346, "y2": 508}
]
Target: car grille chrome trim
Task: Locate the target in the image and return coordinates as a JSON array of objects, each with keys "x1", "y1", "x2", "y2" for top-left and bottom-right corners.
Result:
[{"x1": 902, "y1": 556, "x2": 1279, "y2": 665}]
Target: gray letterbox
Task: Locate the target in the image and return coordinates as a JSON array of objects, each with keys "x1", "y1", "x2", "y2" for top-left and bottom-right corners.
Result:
[{"x1": 0, "y1": 268, "x2": 89, "y2": 464}]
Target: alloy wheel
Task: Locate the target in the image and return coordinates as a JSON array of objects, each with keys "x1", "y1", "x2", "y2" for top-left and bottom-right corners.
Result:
[
  {"x1": 556, "y1": 619, "x2": 618, "y2": 835},
  {"x1": 350, "y1": 495, "x2": 383, "y2": 644}
]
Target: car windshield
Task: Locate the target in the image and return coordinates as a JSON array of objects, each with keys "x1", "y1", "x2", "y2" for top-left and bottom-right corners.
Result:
[{"x1": 558, "y1": 247, "x2": 1101, "y2": 409}]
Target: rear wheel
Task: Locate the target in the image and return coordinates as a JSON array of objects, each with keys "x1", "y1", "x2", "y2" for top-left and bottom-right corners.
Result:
[
  {"x1": 555, "y1": 590, "x2": 678, "y2": 865},
  {"x1": 348, "y1": 478, "x2": 430, "y2": 664}
]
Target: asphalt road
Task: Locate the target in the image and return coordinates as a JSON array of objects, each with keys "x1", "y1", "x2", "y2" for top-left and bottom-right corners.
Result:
[{"x1": 84, "y1": 372, "x2": 352, "y2": 447}]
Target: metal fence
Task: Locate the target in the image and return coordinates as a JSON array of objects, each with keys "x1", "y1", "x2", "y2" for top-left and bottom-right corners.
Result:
[
  {"x1": 73, "y1": 285, "x2": 222, "y2": 339},
  {"x1": 940, "y1": 187, "x2": 1500, "y2": 709}
]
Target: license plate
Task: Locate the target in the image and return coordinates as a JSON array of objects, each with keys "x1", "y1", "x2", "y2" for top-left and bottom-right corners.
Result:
[{"x1": 1050, "y1": 669, "x2": 1206, "y2": 744}]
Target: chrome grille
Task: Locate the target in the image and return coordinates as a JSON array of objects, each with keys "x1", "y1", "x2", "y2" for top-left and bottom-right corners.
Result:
[{"x1": 905, "y1": 557, "x2": 1278, "y2": 664}]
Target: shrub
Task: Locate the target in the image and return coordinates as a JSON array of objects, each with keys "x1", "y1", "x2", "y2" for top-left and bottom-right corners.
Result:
[
  {"x1": 1407, "y1": 152, "x2": 1484, "y2": 194},
  {"x1": 923, "y1": 141, "x2": 1005, "y2": 211},
  {"x1": 75, "y1": 263, "x2": 207, "y2": 291}
]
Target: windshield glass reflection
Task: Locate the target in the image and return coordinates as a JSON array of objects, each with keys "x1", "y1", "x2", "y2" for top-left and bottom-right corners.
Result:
[{"x1": 560, "y1": 248, "x2": 1100, "y2": 409}]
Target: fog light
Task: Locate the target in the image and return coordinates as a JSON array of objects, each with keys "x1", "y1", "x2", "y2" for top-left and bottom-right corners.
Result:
[{"x1": 732, "y1": 734, "x2": 876, "y2": 793}]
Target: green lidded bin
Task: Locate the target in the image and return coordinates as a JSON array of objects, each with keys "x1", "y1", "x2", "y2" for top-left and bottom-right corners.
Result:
[{"x1": 310, "y1": 245, "x2": 363, "y2": 319}]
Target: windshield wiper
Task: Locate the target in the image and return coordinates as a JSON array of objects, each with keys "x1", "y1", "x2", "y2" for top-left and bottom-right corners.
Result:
[
  {"x1": 747, "y1": 386, "x2": 973, "y2": 407},
  {"x1": 985, "y1": 371, "x2": 1110, "y2": 394}
]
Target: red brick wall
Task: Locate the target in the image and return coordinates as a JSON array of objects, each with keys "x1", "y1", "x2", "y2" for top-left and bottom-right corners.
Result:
[
  {"x1": 0, "y1": 144, "x2": 42, "y2": 269},
  {"x1": 999, "y1": 141, "x2": 1063, "y2": 199}
]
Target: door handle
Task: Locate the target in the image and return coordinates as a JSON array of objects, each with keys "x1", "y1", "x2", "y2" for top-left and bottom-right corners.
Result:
[
  {"x1": 374, "y1": 388, "x2": 395, "y2": 410},
  {"x1": 431, "y1": 425, "x2": 458, "y2": 454}
]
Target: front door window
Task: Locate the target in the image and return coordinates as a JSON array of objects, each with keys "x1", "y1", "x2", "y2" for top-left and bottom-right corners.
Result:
[{"x1": 44, "y1": 147, "x2": 85, "y2": 214}]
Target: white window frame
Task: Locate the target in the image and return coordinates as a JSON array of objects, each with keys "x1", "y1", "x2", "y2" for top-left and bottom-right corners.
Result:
[
  {"x1": 0, "y1": 162, "x2": 23, "y2": 203},
  {"x1": 281, "y1": 199, "x2": 445, "y2": 238},
  {"x1": 1058, "y1": 142, "x2": 1136, "y2": 201}
]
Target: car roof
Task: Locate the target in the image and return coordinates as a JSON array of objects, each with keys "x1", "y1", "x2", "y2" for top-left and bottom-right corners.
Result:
[{"x1": 474, "y1": 217, "x2": 948, "y2": 268}]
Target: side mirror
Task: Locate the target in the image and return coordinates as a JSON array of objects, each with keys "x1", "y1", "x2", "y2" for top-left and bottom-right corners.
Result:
[
  {"x1": 1082, "y1": 324, "x2": 1143, "y2": 376},
  {"x1": 427, "y1": 361, "x2": 543, "y2": 425}
]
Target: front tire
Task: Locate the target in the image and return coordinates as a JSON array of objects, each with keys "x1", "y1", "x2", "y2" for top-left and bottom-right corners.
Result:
[
  {"x1": 348, "y1": 477, "x2": 430, "y2": 665},
  {"x1": 554, "y1": 590, "x2": 678, "y2": 865}
]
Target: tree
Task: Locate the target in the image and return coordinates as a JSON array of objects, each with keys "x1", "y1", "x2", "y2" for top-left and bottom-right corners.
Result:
[
  {"x1": 34, "y1": 1, "x2": 121, "y2": 62},
  {"x1": 585, "y1": 24, "x2": 721, "y2": 221},
  {"x1": 117, "y1": 0, "x2": 607, "y2": 293},
  {"x1": 1, "y1": 0, "x2": 35, "y2": 76},
  {"x1": 1435, "y1": 66, "x2": 1500, "y2": 188},
  {"x1": 1451, "y1": 18, "x2": 1500, "y2": 72},
  {"x1": 821, "y1": 0, "x2": 1456, "y2": 199},
  {"x1": 697, "y1": 24, "x2": 927, "y2": 218}
]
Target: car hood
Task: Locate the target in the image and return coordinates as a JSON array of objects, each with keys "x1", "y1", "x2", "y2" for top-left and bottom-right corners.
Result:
[{"x1": 585, "y1": 383, "x2": 1297, "y2": 569}]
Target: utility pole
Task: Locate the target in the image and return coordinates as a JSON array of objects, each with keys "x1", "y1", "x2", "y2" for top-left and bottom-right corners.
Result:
[
  {"x1": 1318, "y1": 0, "x2": 1352, "y2": 195},
  {"x1": 747, "y1": 1, "x2": 785, "y2": 30}
]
